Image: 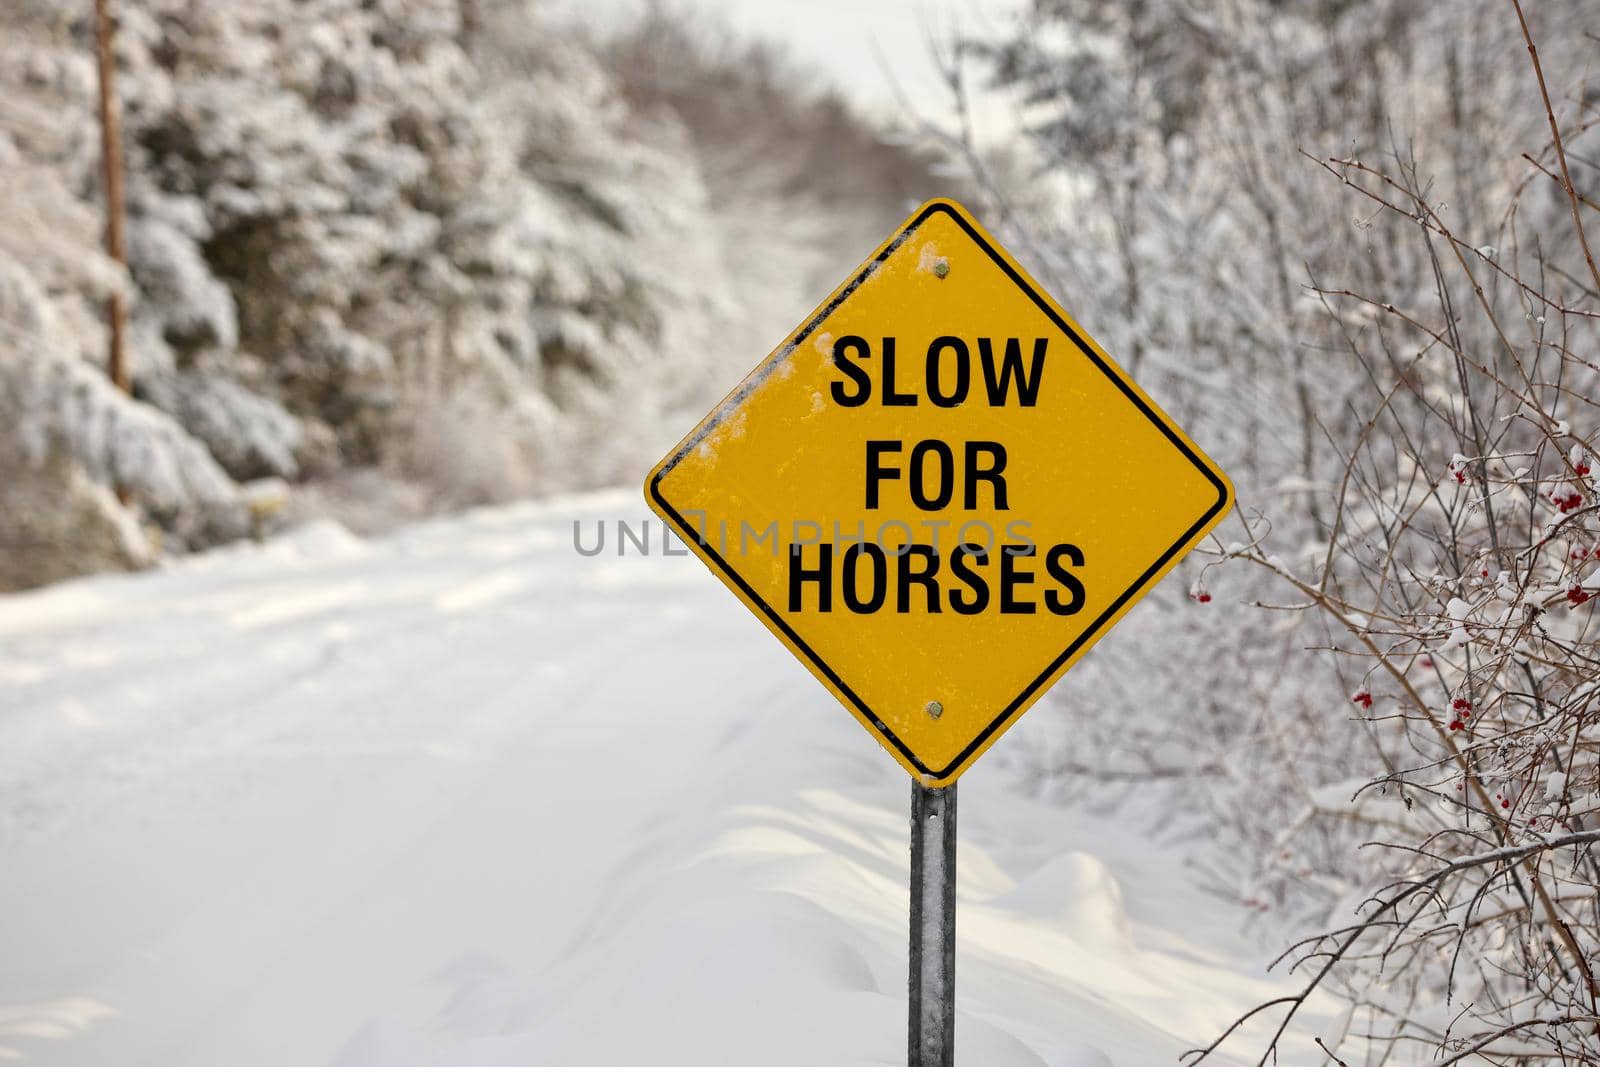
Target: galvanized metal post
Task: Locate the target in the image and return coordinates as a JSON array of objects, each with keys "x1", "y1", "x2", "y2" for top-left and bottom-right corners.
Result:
[{"x1": 909, "y1": 780, "x2": 956, "y2": 1066}]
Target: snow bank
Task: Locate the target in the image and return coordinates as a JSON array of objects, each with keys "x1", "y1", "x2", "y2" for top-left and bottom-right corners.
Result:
[{"x1": 0, "y1": 494, "x2": 1327, "y2": 1066}]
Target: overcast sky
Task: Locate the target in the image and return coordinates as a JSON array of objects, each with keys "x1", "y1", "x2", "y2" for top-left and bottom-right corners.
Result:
[{"x1": 550, "y1": 0, "x2": 1027, "y2": 134}]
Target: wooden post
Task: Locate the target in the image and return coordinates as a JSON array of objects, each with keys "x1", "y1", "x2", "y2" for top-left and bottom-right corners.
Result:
[{"x1": 93, "y1": 0, "x2": 129, "y2": 395}]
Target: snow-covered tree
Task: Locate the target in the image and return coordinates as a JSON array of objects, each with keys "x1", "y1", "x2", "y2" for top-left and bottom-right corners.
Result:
[
  {"x1": 109, "y1": 0, "x2": 734, "y2": 499},
  {"x1": 0, "y1": 2, "x2": 244, "y2": 588},
  {"x1": 1, "y1": 0, "x2": 945, "y2": 583}
]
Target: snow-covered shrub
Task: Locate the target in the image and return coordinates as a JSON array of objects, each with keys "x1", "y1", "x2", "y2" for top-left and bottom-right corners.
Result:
[
  {"x1": 973, "y1": 0, "x2": 1600, "y2": 1060},
  {"x1": 1200, "y1": 53, "x2": 1600, "y2": 1067}
]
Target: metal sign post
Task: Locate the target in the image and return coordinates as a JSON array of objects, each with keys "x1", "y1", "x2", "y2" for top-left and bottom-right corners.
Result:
[
  {"x1": 643, "y1": 197, "x2": 1235, "y2": 1062},
  {"x1": 909, "y1": 781, "x2": 956, "y2": 1066}
]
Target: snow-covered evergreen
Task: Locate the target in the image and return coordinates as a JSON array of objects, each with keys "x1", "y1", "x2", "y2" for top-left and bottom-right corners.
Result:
[
  {"x1": 0, "y1": 0, "x2": 946, "y2": 586},
  {"x1": 0, "y1": 6, "x2": 243, "y2": 587}
]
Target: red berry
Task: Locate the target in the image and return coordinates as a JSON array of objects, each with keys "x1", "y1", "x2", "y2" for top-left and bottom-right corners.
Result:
[
  {"x1": 1449, "y1": 720, "x2": 1463, "y2": 731},
  {"x1": 1554, "y1": 491, "x2": 1583, "y2": 513},
  {"x1": 1501, "y1": 799, "x2": 1511, "y2": 809},
  {"x1": 1452, "y1": 698, "x2": 1472, "y2": 712},
  {"x1": 1577, "y1": 462, "x2": 1591, "y2": 477},
  {"x1": 1568, "y1": 586, "x2": 1590, "y2": 606},
  {"x1": 1196, "y1": 592, "x2": 1211, "y2": 603},
  {"x1": 1352, "y1": 690, "x2": 1372, "y2": 710}
]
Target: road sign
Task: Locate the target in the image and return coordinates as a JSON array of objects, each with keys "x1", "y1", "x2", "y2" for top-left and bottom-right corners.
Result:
[{"x1": 645, "y1": 198, "x2": 1232, "y2": 787}]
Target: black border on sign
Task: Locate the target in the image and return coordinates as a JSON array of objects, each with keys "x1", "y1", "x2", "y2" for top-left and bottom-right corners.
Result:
[{"x1": 648, "y1": 202, "x2": 1231, "y2": 781}]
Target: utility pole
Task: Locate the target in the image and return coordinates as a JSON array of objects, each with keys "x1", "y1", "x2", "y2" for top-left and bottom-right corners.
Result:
[{"x1": 93, "y1": 0, "x2": 129, "y2": 395}]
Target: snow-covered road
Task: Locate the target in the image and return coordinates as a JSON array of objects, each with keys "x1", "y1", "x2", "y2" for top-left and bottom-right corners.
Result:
[{"x1": 0, "y1": 493, "x2": 1314, "y2": 1065}]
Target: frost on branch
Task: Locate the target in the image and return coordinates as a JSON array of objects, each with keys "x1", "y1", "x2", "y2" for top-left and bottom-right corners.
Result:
[{"x1": 978, "y1": 1, "x2": 1600, "y2": 1062}]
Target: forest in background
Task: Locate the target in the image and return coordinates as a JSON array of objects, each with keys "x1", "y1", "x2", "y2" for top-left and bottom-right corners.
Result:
[
  {"x1": 0, "y1": 0, "x2": 953, "y2": 589},
  {"x1": 4, "y1": 0, "x2": 1600, "y2": 1062}
]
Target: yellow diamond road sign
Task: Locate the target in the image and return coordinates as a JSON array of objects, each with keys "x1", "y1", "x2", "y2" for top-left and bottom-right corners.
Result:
[{"x1": 645, "y1": 199, "x2": 1233, "y2": 786}]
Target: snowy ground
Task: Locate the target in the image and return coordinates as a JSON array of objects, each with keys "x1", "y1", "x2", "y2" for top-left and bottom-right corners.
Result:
[{"x1": 0, "y1": 491, "x2": 1327, "y2": 1066}]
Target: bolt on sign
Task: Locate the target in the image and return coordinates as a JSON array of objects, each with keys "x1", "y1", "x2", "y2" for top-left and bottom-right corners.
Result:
[{"x1": 645, "y1": 199, "x2": 1233, "y2": 786}]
